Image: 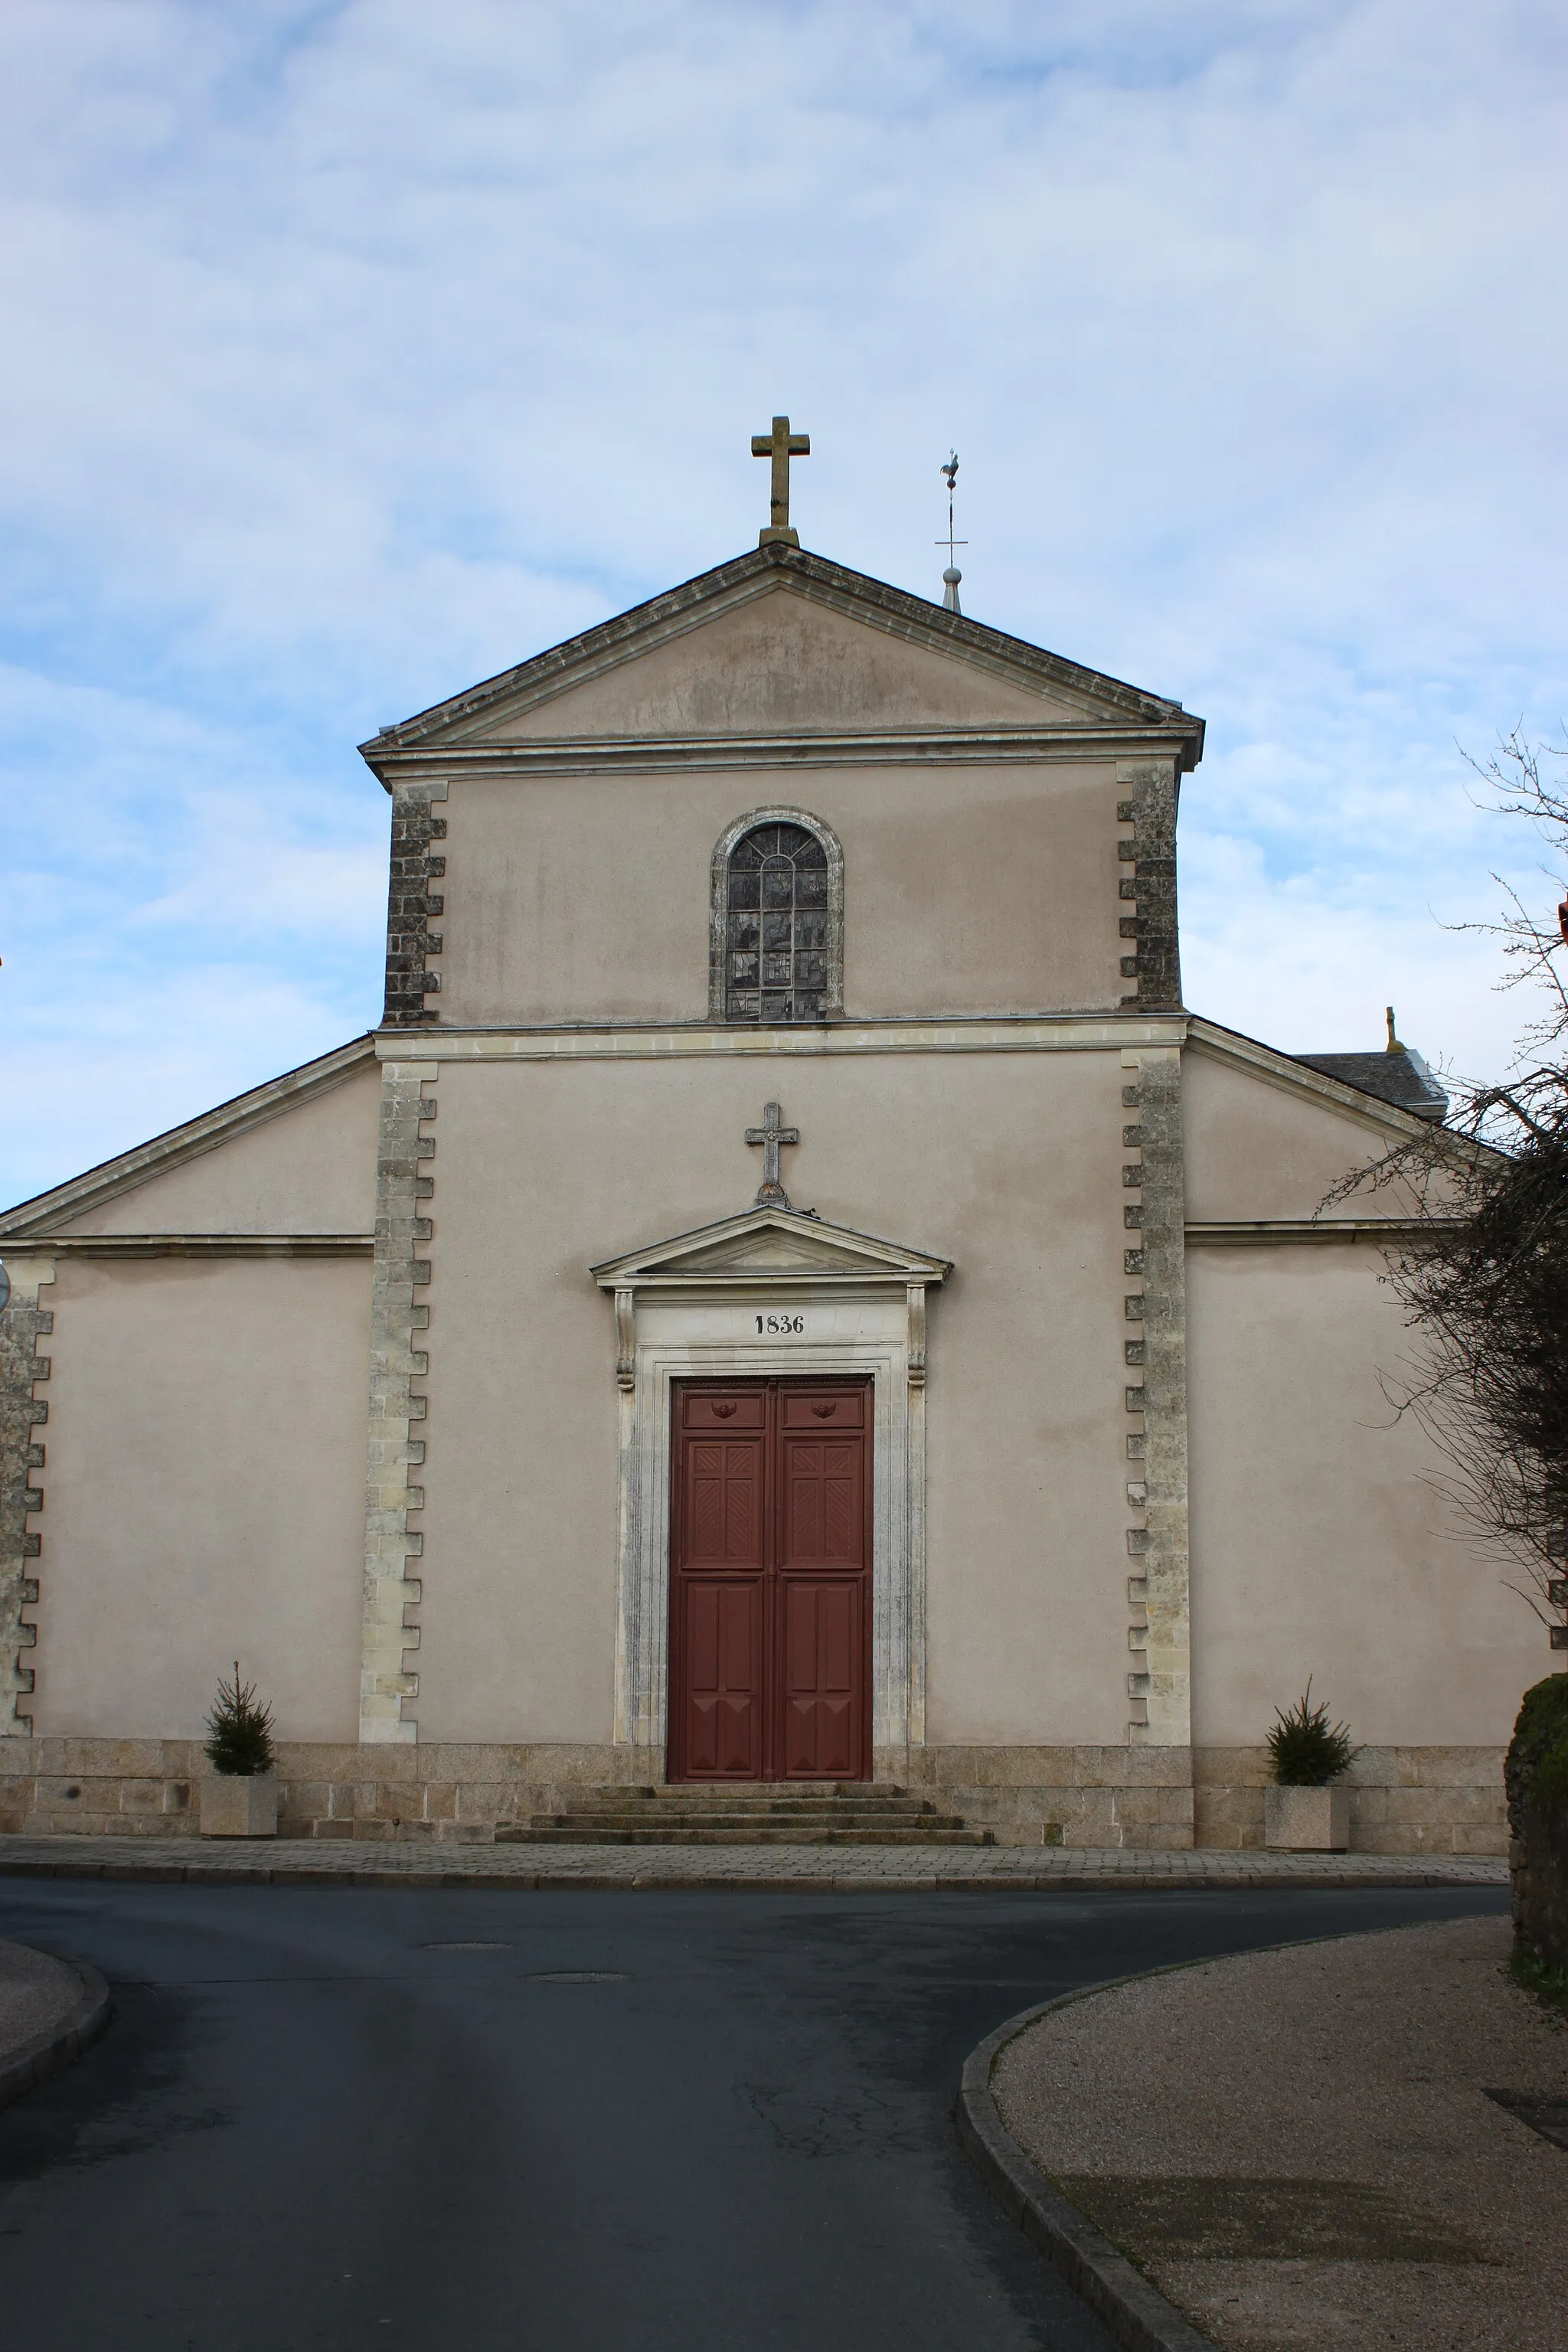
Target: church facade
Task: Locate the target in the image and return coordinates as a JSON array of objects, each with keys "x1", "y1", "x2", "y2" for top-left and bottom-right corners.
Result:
[{"x1": 0, "y1": 534, "x2": 1542, "y2": 1848}]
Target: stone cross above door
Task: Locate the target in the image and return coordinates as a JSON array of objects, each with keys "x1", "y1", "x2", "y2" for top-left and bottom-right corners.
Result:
[{"x1": 746, "y1": 1101, "x2": 799, "y2": 1207}]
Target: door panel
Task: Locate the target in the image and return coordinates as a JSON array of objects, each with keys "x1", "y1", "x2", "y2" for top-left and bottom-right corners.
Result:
[
  {"x1": 669, "y1": 1377, "x2": 870, "y2": 1782},
  {"x1": 673, "y1": 1387, "x2": 766, "y2": 1781},
  {"x1": 779, "y1": 1387, "x2": 864, "y2": 1429},
  {"x1": 782, "y1": 1440, "x2": 859, "y2": 1563},
  {"x1": 684, "y1": 1389, "x2": 767, "y2": 1432},
  {"x1": 782, "y1": 1579, "x2": 861, "y2": 1777},
  {"x1": 682, "y1": 1579, "x2": 763, "y2": 1777},
  {"x1": 687, "y1": 1439, "x2": 764, "y2": 1565}
]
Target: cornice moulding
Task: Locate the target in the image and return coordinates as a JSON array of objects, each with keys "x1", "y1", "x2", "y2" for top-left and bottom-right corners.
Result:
[
  {"x1": 381, "y1": 1015, "x2": 1192, "y2": 1063},
  {"x1": 369, "y1": 726, "x2": 1199, "y2": 783},
  {"x1": 1185, "y1": 1219, "x2": 1446, "y2": 1246},
  {"x1": 0, "y1": 1233, "x2": 375, "y2": 1259}
]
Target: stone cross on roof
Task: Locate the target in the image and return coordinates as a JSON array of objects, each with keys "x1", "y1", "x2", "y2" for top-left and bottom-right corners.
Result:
[
  {"x1": 746, "y1": 1100, "x2": 799, "y2": 1207},
  {"x1": 752, "y1": 415, "x2": 809, "y2": 548}
]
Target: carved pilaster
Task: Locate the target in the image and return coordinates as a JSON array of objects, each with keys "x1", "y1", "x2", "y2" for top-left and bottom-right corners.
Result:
[
  {"x1": 615, "y1": 1289, "x2": 635, "y2": 1391},
  {"x1": 906, "y1": 1282, "x2": 927, "y2": 1389}
]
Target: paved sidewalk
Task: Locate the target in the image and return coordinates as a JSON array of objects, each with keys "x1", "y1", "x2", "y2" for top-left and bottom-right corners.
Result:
[
  {"x1": 993, "y1": 1914, "x2": 1568, "y2": 2352},
  {"x1": 0, "y1": 1833, "x2": 1508, "y2": 1891},
  {"x1": 0, "y1": 1939, "x2": 83, "y2": 2069},
  {"x1": 0, "y1": 1936, "x2": 109, "y2": 2113}
]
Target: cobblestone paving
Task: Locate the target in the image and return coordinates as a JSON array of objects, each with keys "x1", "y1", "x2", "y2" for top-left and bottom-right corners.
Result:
[{"x1": 0, "y1": 1835, "x2": 1508, "y2": 1891}]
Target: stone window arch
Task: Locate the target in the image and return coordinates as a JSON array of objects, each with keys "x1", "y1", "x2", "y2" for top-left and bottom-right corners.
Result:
[{"x1": 709, "y1": 808, "x2": 844, "y2": 1023}]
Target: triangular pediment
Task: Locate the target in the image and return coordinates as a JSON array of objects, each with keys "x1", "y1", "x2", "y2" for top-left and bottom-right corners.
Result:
[
  {"x1": 364, "y1": 545, "x2": 1202, "y2": 767},
  {"x1": 592, "y1": 1204, "x2": 951, "y2": 1288}
]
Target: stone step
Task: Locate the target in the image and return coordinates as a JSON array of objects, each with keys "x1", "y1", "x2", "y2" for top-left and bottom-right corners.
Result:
[
  {"x1": 541, "y1": 1806, "x2": 949, "y2": 1824},
  {"x1": 495, "y1": 1823, "x2": 995, "y2": 1847},
  {"x1": 521, "y1": 1815, "x2": 973, "y2": 1834},
  {"x1": 501, "y1": 1779, "x2": 993, "y2": 1847},
  {"x1": 585, "y1": 1784, "x2": 922, "y2": 1806}
]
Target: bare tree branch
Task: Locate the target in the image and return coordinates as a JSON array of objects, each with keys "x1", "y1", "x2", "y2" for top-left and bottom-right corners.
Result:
[{"x1": 1326, "y1": 730, "x2": 1568, "y2": 1645}]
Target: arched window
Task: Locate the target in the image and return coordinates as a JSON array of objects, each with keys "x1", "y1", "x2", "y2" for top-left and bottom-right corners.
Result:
[{"x1": 710, "y1": 810, "x2": 844, "y2": 1024}]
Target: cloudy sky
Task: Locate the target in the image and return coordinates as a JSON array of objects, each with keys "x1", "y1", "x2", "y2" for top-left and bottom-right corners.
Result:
[{"x1": 2, "y1": 0, "x2": 1566, "y2": 1206}]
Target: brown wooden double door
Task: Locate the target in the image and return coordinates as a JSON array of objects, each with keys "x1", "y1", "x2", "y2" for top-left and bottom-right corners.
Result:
[{"x1": 668, "y1": 1377, "x2": 871, "y2": 1782}]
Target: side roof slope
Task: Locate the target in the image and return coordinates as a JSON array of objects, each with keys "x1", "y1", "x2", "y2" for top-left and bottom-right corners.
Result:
[
  {"x1": 0, "y1": 1037, "x2": 377, "y2": 1239},
  {"x1": 1295, "y1": 1047, "x2": 1449, "y2": 1123}
]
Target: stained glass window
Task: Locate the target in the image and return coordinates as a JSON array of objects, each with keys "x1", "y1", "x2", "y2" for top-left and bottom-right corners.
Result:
[{"x1": 724, "y1": 822, "x2": 831, "y2": 1023}]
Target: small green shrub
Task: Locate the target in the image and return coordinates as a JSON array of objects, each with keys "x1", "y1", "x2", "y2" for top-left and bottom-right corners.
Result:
[
  {"x1": 1509, "y1": 1674, "x2": 1568, "y2": 1971},
  {"x1": 1511, "y1": 1674, "x2": 1568, "y2": 1825},
  {"x1": 1266, "y1": 1681, "x2": 1357, "y2": 1787},
  {"x1": 204, "y1": 1661, "x2": 276, "y2": 1778},
  {"x1": 1508, "y1": 1945, "x2": 1568, "y2": 2020}
]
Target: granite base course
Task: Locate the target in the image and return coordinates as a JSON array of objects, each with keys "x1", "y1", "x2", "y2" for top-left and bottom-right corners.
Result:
[{"x1": 0, "y1": 1739, "x2": 1509, "y2": 1855}]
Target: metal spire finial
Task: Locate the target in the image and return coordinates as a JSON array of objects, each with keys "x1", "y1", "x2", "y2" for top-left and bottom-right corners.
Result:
[{"x1": 936, "y1": 450, "x2": 965, "y2": 612}]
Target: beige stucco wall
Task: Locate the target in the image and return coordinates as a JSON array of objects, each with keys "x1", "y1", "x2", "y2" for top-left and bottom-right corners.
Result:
[
  {"x1": 433, "y1": 758, "x2": 1124, "y2": 1028},
  {"x1": 1183, "y1": 1043, "x2": 1409, "y2": 1222},
  {"x1": 31, "y1": 1254, "x2": 371, "y2": 1740},
  {"x1": 57, "y1": 1062, "x2": 380, "y2": 1236},
  {"x1": 412, "y1": 1046, "x2": 1134, "y2": 1748},
  {"x1": 1187, "y1": 1240, "x2": 1541, "y2": 1747},
  {"x1": 474, "y1": 580, "x2": 1080, "y2": 739},
  {"x1": 15, "y1": 1030, "x2": 1544, "y2": 1778}
]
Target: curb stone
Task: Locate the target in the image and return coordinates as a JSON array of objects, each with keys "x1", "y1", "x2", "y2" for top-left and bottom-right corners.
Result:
[
  {"x1": 0, "y1": 1838, "x2": 1509, "y2": 1896},
  {"x1": 956, "y1": 1974, "x2": 1220, "y2": 2352},
  {"x1": 0, "y1": 1957, "x2": 110, "y2": 2115}
]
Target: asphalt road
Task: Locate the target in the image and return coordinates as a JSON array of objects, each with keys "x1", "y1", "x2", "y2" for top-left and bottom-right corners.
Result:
[{"x1": 0, "y1": 1876, "x2": 1507, "y2": 2352}]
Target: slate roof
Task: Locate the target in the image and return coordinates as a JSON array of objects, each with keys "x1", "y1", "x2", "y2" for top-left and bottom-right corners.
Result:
[{"x1": 1293, "y1": 1047, "x2": 1449, "y2": 1122}]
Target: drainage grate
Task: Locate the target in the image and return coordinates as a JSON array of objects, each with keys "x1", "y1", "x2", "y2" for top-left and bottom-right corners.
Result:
[{"x1": 524, "y1": 1970, "x2": 629, "y2": 1984}]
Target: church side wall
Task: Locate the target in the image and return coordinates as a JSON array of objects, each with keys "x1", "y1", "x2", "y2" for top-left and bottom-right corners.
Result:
[
  {"x1": 432, "y1": 759, "x2": 1125, "y2": 1027},
  {"x1": 18, "y1": 1256, "x2": 370, "y2": 1778},
  {"x1": 1182, "y1": 1046, "x2": 1398, "y2": 1222},
  {"x1": 1185, "y1": 1241, "x2": 1538, "y2": 1852},
  {"x1": 52, "y1": 1063, "x2": 381, "y2": 1237}
]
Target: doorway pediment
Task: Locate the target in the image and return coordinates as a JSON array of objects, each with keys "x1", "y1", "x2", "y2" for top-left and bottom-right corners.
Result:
[{"x1": 592, "y1": 1206, "x2": 951, "y2": 1291}]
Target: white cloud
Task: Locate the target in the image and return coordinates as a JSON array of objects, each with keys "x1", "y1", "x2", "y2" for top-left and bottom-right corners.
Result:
[{"x1": 1, "y1": 0, "x2": 1566, "y2": 1197}]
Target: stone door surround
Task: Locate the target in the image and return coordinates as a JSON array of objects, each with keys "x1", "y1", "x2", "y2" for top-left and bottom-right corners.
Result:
[{"x1": 593, "y1": 1207, "x2": 950, "y2": 1781}]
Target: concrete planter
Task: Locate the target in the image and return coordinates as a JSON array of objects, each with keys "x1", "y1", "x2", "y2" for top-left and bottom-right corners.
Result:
[
  {"x1": 1266, "y1": 1783, "x2": 1351, "y2": 1852},
  {"x1": 199, "y1": 1774, "x2": 278, "y2": 1838}
]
